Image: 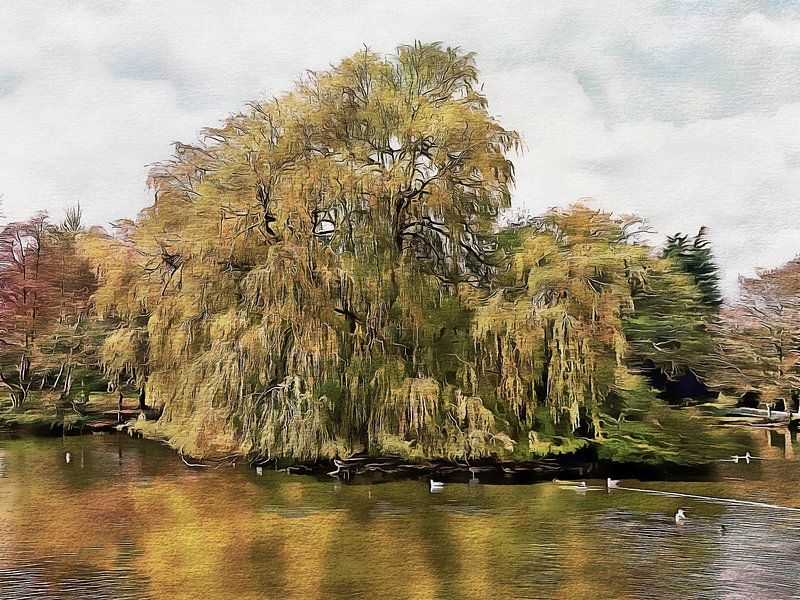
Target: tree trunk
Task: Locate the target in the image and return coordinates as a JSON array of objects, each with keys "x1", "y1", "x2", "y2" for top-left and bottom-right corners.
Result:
[
  {"x1": 9, "y1": 385, "x2": 28, "y2": 408},
  {"x1": 0, "y1": 372, "x2": 27, "y2": 408},
  {"x1": 138, "y1": 386, "x2": 146, "y2": 411}
]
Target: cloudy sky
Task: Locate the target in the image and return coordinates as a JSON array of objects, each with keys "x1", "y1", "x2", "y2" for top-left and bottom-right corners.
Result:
[{"x1": 1, "y1": 1, "x2": 798, "y2": 295}]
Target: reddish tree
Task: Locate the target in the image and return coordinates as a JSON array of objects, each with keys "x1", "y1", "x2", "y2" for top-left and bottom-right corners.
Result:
[{"x1": 0, "y1": 211, "x2": 98, "y2": 406}]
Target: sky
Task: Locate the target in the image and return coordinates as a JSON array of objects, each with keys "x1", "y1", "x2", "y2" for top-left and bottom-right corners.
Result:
[{"x1": 1, "y1": 1, "x2": 799, "y2": 295}]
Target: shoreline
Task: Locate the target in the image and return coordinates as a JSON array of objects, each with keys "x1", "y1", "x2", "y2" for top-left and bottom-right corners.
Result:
[{"x1": 0, "y1": 420, "x2": 716, "y2": 485}]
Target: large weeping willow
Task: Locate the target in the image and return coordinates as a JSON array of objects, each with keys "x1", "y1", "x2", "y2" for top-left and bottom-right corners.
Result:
[{"x1": 87, "y1": 43, "x2": 719, "y2": 463}]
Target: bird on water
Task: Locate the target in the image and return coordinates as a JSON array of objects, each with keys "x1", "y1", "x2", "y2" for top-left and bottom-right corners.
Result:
[
  {"x1": 553, "y1": 478, "x2": 592, "y2": 491},
  {"x1": 732, "y1": 451, "x2": 761, "y2": 464}
]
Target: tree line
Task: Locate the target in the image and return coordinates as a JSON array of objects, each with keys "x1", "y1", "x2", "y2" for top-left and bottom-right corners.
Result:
[{"x1": 0, "y1": 43, "x2": 791, "y2": 463}]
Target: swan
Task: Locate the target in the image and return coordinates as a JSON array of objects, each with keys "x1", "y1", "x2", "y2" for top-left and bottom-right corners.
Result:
[
  {"x1": 255, "y1": 465, "x2": 263, "y2": 476},
  {"x1": 606, "y1": 477, "x2": 619, "y2": 489},
  {"x1": 65, "y1": 452, "x2": 72, "y2": 464},
  {"x1": 430, "y1": 480, "x2": 445, "y2": 491},
  {"x1": 675, "y1": 508, "x2": 687, "y2": 524}
]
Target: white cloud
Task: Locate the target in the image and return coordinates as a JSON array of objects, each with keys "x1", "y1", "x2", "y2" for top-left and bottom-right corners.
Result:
[
  {"x1": 739, "y1": 11, "x2": 800, "y2": 46},
  {"x1": 490, "y1": 62, "x2": 800, "y2": 294},
  {"x1": 0, "y1": 0, "x2": 798, "y2": 296}
]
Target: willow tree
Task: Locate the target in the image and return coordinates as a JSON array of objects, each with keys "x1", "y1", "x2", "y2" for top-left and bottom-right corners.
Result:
[
  {"x1": 79, "y1": 221, "x2": 151, "y2": 409},
  {"x1": 471, "y1": 206, "x2": 717, "y2": 463},
  {"x1": 91, "y1": 44, "x2": 720, "y2": 464},
  {"x1": 95, "y1": 43, "x2": 520, "y2": 458}
]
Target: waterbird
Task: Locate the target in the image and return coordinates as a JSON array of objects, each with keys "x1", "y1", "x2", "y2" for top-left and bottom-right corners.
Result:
[
  {"x1": 675, "y1": 508, "x2": 687, "y2": 524},
  {"x1": 553, "y1": 478, "x2": 584, "y2": 486},
  {"x1": 571, "y1": 481, "x2": 597, "y2": 493},
  {"x1": 607, "y1": 478, "x2": 620, "y2": 489},
  {"x1": 65, "y1": 452, "x2": 72, "y2": 464},
  {"x1": 554, "y1": 478, "x2": 594, "y2": 491},
  {"x1": 566, "y1": 481, "x2": 589, "y2": 492},
  {"x1": 732, "y1": 452, "x2": 762, "y2": 464},
  {"x1": 430, "y1": 480, "x2": 445, "y2": 491},
  {"x1": 255, "y1": 465, "x2": 263, "y2": 476}
]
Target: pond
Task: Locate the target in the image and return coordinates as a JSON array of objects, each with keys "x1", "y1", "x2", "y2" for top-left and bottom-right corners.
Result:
[{"x1": 0, "y1": 430, "x2": 799, "y2": 599}]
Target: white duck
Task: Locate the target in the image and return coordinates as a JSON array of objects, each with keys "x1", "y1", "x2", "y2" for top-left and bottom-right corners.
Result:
[
  {"x1": 606, "y1": 477, "x2": 620, "y2": 489},
  {"x1": 675, "y1": 508, "x2": 687, "y2": 524},
  {"x1": 430, "y1": 480, "x2": 445, "y2": 492}
]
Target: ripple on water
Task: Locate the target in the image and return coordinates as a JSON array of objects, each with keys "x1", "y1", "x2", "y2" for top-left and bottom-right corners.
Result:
[{"x1": 1, "y1": 434, "x2": 800, "y2": 599}]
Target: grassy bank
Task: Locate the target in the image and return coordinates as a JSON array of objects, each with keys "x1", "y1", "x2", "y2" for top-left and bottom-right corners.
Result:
[{"x1": 0, "y1": 391, "x2": 153, "y2": 435}]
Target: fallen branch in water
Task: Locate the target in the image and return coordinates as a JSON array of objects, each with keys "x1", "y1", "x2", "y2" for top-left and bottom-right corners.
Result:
[{"x1": 180, "y1": 454, "x2": 211, "y2": 468}]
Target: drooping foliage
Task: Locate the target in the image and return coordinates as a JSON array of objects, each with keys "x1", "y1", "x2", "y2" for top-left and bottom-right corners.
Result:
[
  {"x1": 74, "y1": 44, "x2": 723, "y2": 463},
  {"x1": 1, "y1": 44, "x2": 729, "y2": 465},
  {"x1": 88, "y1": 43, "x2": 523, "y2": 458},
  {"x1": 473, "y1": 207, "x2": 717, "y2": 462},
  {"x1": 78, "y1": 221, "x2": 151, "y2": 408}
]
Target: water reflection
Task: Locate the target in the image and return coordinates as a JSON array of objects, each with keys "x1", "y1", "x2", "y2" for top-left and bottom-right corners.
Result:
[{"x1": 0, "y1": 432, "x2": 798, "y2": 599}]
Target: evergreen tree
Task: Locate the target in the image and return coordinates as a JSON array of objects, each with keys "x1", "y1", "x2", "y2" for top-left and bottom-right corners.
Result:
[{"x1": 663, "y1": 227, "x2": 723, "y2": 309}]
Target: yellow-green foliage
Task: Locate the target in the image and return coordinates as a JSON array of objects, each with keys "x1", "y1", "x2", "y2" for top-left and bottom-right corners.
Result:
[
  {"x1": 474, "y1": 208, "x2": 643, "y2": 436},
  {"x1": 88, "y1": 44, "x2": 717, "y2": 464},
  {"x1": 87, "y1": 43, "x2": 522, "y2": 459}
]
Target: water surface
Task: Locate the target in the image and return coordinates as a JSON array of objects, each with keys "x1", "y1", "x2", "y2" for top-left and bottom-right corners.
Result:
[{"x1": 1, "y1": 430, "x2": 799, "y2": 599}]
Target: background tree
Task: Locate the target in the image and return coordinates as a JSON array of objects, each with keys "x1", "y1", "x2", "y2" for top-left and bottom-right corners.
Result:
[
  {"x1": 79, "y1": 221, "x2": 151, "y2": 409},
  {"x1": 663, "y1": 227, "x2": 723, "y2": 309},
  {"x1": 33, "y1": 206, "x2": 103, "y2": 403},
  {"x1": 0, "y1": 214, "x2": 48, "y2": 406},
  {"x1": 707, "y1": 260, "x2": 800, "y2": 408},
  {"x1": 0, "y1": 208, "x2": 99, "y2": 406}
]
